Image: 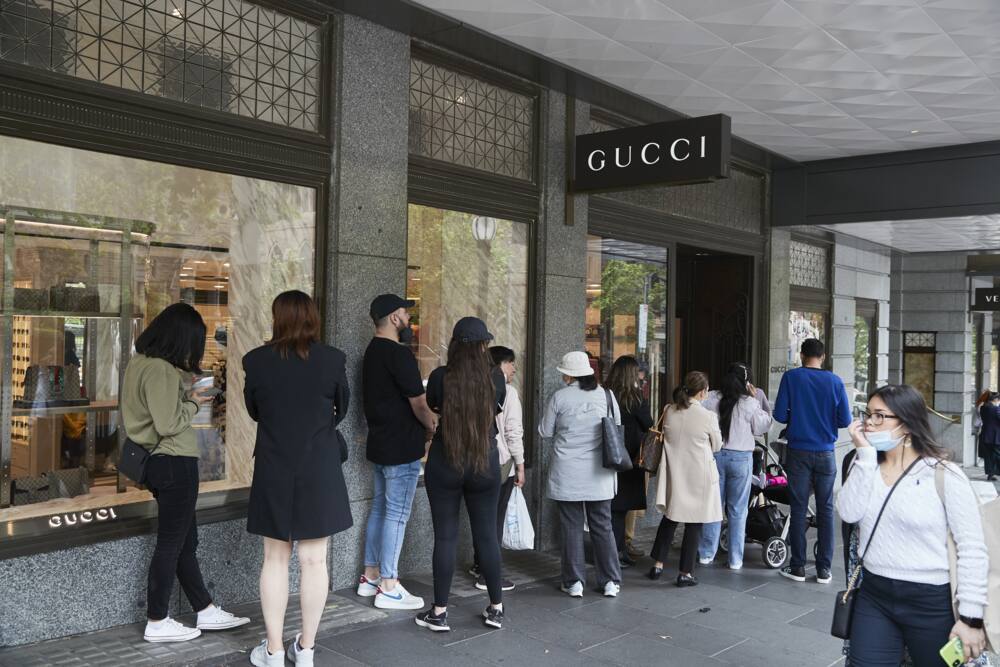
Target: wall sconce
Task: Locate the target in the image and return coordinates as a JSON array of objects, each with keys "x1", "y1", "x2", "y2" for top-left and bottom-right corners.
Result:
[{"x1": 471, "y1": 216, "x2": 497, "y2": 242}]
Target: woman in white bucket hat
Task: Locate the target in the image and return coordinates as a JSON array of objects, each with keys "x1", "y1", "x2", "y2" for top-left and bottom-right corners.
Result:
[{"x1": 539, "y1": 351, "x2": 623, "y2": 599}]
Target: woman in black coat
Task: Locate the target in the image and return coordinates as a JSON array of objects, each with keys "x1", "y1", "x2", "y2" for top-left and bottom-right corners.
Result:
[
  {"x1": 243, "y1": 290, "x2": 352, "y2": 667},
  {"x1": 605, "y1": 356, "x2": 654, "y2": 566},
  {"x1": 980, "y1": 392, "x2": 1000, "y2": 481}
]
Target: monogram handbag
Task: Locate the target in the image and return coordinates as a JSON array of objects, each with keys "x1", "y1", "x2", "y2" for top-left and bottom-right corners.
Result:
[
  {"x1": 601, "y1": 388, "x2": 632, "y2": 472},
  {"x1": 832, "y1": 457, "x2": 920, "y2": 639},
  {"x1": 636, "y1": 408, "x2": 665, "y2": 474}
]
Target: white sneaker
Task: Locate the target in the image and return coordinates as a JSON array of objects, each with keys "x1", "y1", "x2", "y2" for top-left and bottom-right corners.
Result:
[
  {"x1": 143, "y1": 617, "x2": 201, "y2": 643},
  {"x1": 356, "y1": 574, "x2": 381, "y2": 598},
  {"x1": 196, "y1": 604, "x2": 250, "y2": 630},
  {"x1": 560, "y1": 581, "x2": 584, "y2": 598},
  {"x1": 249, "y1": 639, "x2": 285, "y2": 667},
  {"x1": 698, "y1": 557, "x2": 714, "y2": 565},
  {"x1": 603, "y1": 581, "x2": 620, "y2": 598},
  {"x1": 374, "y1": 583, "x2": 424, "y2": 610},
  {"x1": 287, "y1": 633, "x2": 314, "y2": 666},
  {"x1": 729, "y1": 562, "x2": 743, "y2": 571}
]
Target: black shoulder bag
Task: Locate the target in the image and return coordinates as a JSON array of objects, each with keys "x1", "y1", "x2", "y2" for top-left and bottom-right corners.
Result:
[
  {"x1": 119, "y1": 437, "x2": 160, "y2": 485},
  {"x1": 601, "y1": 388, "x2": 632, "y2": 472},
  {"x1": 831, "y1": 457, "x2": 921, "y2": 639}
]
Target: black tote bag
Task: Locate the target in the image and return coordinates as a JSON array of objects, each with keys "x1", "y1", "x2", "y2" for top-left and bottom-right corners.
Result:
[{"x1": 601, "y1": 388, "x2": 632, "y2": 472}]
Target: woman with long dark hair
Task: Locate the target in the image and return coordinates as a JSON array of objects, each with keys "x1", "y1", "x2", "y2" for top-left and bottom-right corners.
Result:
[
  {"x1": 244, "y1": 290, "x2": 352, "y2": 666},
  {"x1": 697, "y1": 362, "x2": 771, "y2": 569},
  {"x1": 649, "y1": 371, "x2": 723, "y2": 586},
  {"x1": 123, "y1": 303, "x2": 249, "y2": 644},
  {"x1": 540, "y1": 351, "x2": 623, "y2": 599},
  {"x1": 605, "y1": 356, "x2": 653, "y2": 566},
  {"x1": 415, "y1": 317, "x2": 507, "y2": 632},
  {"x1": 837, "y1": 385, "x2": 987, "y2": 666}
]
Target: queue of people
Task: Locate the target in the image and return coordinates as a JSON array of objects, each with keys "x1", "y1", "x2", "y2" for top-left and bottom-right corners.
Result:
[{"x1": 121, "y1": 296, "x2": 990, "y2": 667}]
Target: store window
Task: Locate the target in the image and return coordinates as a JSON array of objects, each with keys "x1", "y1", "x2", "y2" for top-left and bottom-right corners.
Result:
[
  {"x1": 788, "y1": 239, "x2": 830, "y2": 367},
  {"x1": 0, "y1": 135, "x2": 316, "y2": 521},
  {"x1": 854, "y1": 300, "x2": 878, "y2": 399},
  {"x1": 406, "y1": 204, "x2": 529, "y2": 396},
  {"x1": 903, "y1": 332, "x2": 937, "y2": 409},
  {"x1": 585, "y1": 235, "x2": 668, "y2": 415}
]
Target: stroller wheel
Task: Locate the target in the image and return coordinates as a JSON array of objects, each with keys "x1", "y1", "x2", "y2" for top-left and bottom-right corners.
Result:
[
  {"x1": 763, "y1": 536, "x2": 788, "y2": 569},
  {"x1": 813, "y1": 541, "x2": 819, "y2": 560},
  {"x1": 719, "y1": 525, "x2": 729, "y2": 552}
]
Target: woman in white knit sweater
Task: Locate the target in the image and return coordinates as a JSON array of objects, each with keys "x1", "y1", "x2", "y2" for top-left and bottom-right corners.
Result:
[{"x1": 836, "y1": 384, "x2": 987, "y2": 666}]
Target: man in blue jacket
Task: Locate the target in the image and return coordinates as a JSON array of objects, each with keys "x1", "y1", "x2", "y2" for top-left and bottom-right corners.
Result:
[{"x1": 774, "y1": 338, "x2": 851, "y2": 585}]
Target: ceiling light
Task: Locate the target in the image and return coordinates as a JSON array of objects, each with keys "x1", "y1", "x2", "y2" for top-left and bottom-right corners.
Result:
[
  {"x1": 193, "y1": 260, "x2": 207, "y2": 264},
  {"x1": 171, "y1": 7, "x2": 182, "y2": 18},
  {"x1": 215, "y1": 284, "x2": 226, "y2": 289},
  {"x1": 182, "y1": 266, "x2": 193, "y2": 270},
  {"x1": 910, "y1": 130, "x2": 920, "y2": 134},
  {"x1": 179, "y1": 274, "x2": 190, "y2": 277}
]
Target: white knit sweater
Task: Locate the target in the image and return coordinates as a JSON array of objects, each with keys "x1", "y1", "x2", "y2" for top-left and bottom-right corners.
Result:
[{"x1": 835, "y1": 447, "x2": 988, "y2": 618}]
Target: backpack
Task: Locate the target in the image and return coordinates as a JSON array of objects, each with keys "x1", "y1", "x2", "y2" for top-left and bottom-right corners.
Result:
[{"x1": 935, "y1": 465, "x2": 1000, "y2": 652}]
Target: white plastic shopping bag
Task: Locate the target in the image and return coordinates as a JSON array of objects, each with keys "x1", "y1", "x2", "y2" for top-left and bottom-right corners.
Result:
[{"x1": 502, "y1": 487, "x2": 535, "y2": 550}]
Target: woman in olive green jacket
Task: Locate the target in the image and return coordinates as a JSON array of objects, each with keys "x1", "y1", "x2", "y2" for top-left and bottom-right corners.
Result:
[{"x1": 122, "y1": 303, "x2": 249, "y2": 644}]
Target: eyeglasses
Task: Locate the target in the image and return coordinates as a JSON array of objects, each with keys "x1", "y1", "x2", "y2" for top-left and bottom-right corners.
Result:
[{"x1": 860, "y1": 411, "x2": 899, "y2": 426}]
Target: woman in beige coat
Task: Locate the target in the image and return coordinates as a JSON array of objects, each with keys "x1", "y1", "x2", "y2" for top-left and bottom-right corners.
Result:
[{"x1": 648, "y1": 371, "x2": 723, "y2": 586}]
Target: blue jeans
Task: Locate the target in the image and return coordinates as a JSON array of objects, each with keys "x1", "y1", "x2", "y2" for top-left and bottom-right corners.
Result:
[
  {"x1": 785, "y1": 448, "x2": 836, "y2": 570},
  {"x1": 363, "y1": 460, "x2": 422, "y2": 580},
  {"x1": 699, "y1": 449, "x2": 753, "y2": 566},
  {"x1": 850, "y1": 570, "x2": 954, "y2": 667}
]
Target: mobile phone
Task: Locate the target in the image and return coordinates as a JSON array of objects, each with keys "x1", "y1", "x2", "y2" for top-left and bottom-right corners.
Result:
[
  {"x1": 198, "y1": 387, "x2": 222, "y2": 397},
  {"x1": 939, "y1": 636, "x2": 964, "y2": 666}
]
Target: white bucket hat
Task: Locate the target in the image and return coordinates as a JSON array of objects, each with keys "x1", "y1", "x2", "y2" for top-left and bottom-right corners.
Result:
[{"x1": 556, "y1": 351, "x2": 594, "y2": 377}]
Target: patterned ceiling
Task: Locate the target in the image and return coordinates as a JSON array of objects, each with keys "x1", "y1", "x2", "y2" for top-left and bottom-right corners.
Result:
[
  {"x1": 409, "y1": 0, "x2": 1000, "y2": 161},
  {"x1": 823, "y1": 215, "x2": 1000, "y2": 252}
]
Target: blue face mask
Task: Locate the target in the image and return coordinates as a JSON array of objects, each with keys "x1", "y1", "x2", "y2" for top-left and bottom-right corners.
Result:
[{"x1": 866, "y1": 426, "x2": 905, "y2": 452}]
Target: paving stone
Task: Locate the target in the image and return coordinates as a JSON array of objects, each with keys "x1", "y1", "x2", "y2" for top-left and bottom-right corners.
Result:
[
  {"x1": 581, "y1": 632, "x2": 726, "y2": 666},
  {"x1": 453, "y1": 628, "x2": 614, "y2": 666}
]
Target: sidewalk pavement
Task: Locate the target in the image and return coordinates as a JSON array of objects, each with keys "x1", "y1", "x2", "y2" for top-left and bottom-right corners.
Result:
[{"x1": 0, "y1": 527, "x2": 849, "y2": 667}]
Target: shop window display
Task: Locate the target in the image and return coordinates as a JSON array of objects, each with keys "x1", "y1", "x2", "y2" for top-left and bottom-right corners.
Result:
[
  {"x1": 405, "y1": 204, "x2": 529, "y2": 397},
  {"x1": 0, "y1": 135, "x2": 316, "y2": 522}
]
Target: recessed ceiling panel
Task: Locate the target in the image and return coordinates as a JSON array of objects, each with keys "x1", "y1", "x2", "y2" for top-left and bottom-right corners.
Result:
[
  {"x1": 823, "y1": 215, "x2": 1000, "y2": 252},
  {"x1": 410, "y1": 0, "x2": 1000, "y2": 161}
]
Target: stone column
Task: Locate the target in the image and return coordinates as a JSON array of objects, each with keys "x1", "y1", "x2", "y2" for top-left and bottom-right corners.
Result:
[
  {"x1": 322, "y1": 15, "x2": 418, "y2": 585},
  {"x1": 765, "y1": 228, "x2": 790, "y2": 406},
  {"x1": 529, "y1": 91, "x2": 589, "y2": 551}
]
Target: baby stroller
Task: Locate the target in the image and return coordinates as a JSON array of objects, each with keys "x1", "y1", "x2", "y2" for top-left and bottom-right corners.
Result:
[{"x1": 719, "y1": 441, "x2": 817, "y2": 568}]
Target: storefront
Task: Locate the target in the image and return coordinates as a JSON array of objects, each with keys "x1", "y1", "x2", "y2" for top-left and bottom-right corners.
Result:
[{"x1": 0, "y1": 0, "x2": 789, "y2": 647}]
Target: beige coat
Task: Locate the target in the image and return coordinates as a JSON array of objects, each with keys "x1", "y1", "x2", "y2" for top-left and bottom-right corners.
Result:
[{"x1": 655, "y1": 400, "x2": 724, "y2": 524}]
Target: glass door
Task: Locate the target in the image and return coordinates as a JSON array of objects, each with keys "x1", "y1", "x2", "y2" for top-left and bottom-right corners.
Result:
[{"x1": 585, "y1": 235, "x2": 669, "y2": 415}]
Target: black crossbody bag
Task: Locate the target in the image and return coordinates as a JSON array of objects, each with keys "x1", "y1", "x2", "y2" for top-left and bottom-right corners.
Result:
[
  {"x1": 119, "y1": 437, "x2": 160, "y2": 485},
  {"x1": 831, "y1": 457, "x2": 921, "y2": 639}
]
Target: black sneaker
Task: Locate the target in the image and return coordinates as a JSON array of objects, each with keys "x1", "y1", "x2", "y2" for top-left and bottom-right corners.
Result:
[
  {"x1": 816, "y1": 568, "x2": 832, "y2": 584},
  {"x1": 482, "y1": 605, "x2": 504, "y2": 629},
  {"x1": 780, "y1": 566, "x2": 807, "y2": 582},
  {"x1": 676, "y1": 573, "x2": 698, "y2": 587},
  {"x1": 618, "y1": 550, "x2": 637, "y2": 568},
  {"x1": 475, "y1": 575, "x2": 515, "y2": 592},
  {"x1": 468, "y1": 564, "x2": 481, "y2": 578},
  {"x1": 414, "y1": 609, "x2": 450, "y2": 632}
]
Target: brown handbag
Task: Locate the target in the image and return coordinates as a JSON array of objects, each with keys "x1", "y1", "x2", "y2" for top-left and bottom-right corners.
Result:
[{"x1": 636, "y1": 408, "x2": 665, "y2": 474}]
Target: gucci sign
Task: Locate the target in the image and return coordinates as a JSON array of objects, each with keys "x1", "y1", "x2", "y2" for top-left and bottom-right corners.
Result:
[
  {"x1": 574, "y1": 114, "x2": 731, "y2": 192},
  {"x1": 48, "y1": 507, "x2": 118, "y2": 529}
]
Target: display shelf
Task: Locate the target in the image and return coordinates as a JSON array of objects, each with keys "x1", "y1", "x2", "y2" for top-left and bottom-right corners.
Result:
[{"x1": 12, "y1": 400, "x2": 118, "y2": 417}]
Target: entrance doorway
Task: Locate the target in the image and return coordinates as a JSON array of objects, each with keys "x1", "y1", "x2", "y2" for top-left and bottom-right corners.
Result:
[{"x1": 675, "y1": 245, "x2": 754, "y2": 387}]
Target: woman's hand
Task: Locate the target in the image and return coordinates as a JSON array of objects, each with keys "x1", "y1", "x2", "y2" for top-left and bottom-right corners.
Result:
[
  {"x1": 949, "y1": 620, "x2": 987, "y2": 661},
  {"x1": 189, "y1": 387, "x2": 215, "y2": 405},
  {"x1": 747, "y1": 382, "x2": 757, "y2": 396},
  {"x1": 514, "y1": 464, "x2": 525, "y2": 488},
  {"x1": 848, "y1": 419, "x2": 870, "y2": 449}
]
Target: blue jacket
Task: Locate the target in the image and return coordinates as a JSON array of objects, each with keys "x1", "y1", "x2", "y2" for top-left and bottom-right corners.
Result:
[{"x1": 773, "y1": 367, "x2": 852, "y2": 451}]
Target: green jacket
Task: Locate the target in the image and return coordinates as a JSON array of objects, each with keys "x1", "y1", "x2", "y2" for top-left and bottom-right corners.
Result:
[{"x1": 121, "y1": 354, "x2": 200, "y2": 458}]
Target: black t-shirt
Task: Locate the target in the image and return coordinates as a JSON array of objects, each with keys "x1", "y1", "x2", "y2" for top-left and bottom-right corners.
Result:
[
  {"x1": 362, "y1": 337, "x2": 426, "y2": 465},
  {"x1": 426, "y1": 365, "x2": 506, "y2": 447}
]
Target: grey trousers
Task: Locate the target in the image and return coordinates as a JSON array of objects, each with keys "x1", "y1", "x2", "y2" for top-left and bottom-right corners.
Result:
[{"x1": 556, "y1": 500, "x2": 622, "y2": 587}]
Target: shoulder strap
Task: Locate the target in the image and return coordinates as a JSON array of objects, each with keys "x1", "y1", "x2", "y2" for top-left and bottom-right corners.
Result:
[
  {"x1": 603, "y1": 387, "x2": 617, "y2": 421},
  {"x1": 934, "y1": 463, "x2": 961, "y2": 620},
  {"x1": 860, "y1": 457, "x2": 923, "y2": 562}
]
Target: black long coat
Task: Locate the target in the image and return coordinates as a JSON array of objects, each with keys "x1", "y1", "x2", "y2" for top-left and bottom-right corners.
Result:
[
  {"x1": 243, "y1": 342, "x2": 353, "y2": 540},
  {"x1": 611, "y1": 398, "x2": 654, "y2": 512},
  {"x1": 980, "y1": 402, "x2": 1000, "y2": 458}
]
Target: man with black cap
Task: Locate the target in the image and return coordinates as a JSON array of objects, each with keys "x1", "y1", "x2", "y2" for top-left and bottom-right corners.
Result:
[{"x1": 356, "y1": 294, "x2": 437, "y2": 611}]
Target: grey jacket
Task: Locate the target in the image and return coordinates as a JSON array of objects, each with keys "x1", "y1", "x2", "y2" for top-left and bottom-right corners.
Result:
[{"x1": 539, "y1": 382, "x2": 621, "y2": 502}]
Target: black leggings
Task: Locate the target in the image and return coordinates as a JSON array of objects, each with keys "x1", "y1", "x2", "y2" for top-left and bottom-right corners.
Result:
[
  {"x1": 650, "y1": 518, "x2": 702, "y2": 574},
  {"x1": 425, "y1": 445, "x2": 502, "y2": 607},
  {"x1": 474, "y1": 474, "x2": 516, "y2": 570},
  {"x1": 611, "y1": 510, "x2": 629, "y2": 552},
  {"x1": 145, "y1": 456, "x2": 213, "y2": 620}
]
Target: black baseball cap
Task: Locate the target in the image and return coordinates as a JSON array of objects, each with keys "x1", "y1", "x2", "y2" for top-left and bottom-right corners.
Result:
[
  {"x1": 370, "y1": 294, "x2": 415, "y2": 322},
  {"x1": 452, "y1": 316, "x2": 494, "y2": 343}
]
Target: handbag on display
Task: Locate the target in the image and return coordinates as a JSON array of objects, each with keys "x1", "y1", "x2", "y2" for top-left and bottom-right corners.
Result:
[
  {"x1": 17, "y1": 364, "x2": 87, "y2": 407},
  {"x1": 601, "y1": 388, "x2": 632, "y2": 472},
  {"x1": 636, "y1": 408, "x2": 665, "y2": 474},
  {"x1": 831, "y1": 457, "x2": 921, "y2": 639}
]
